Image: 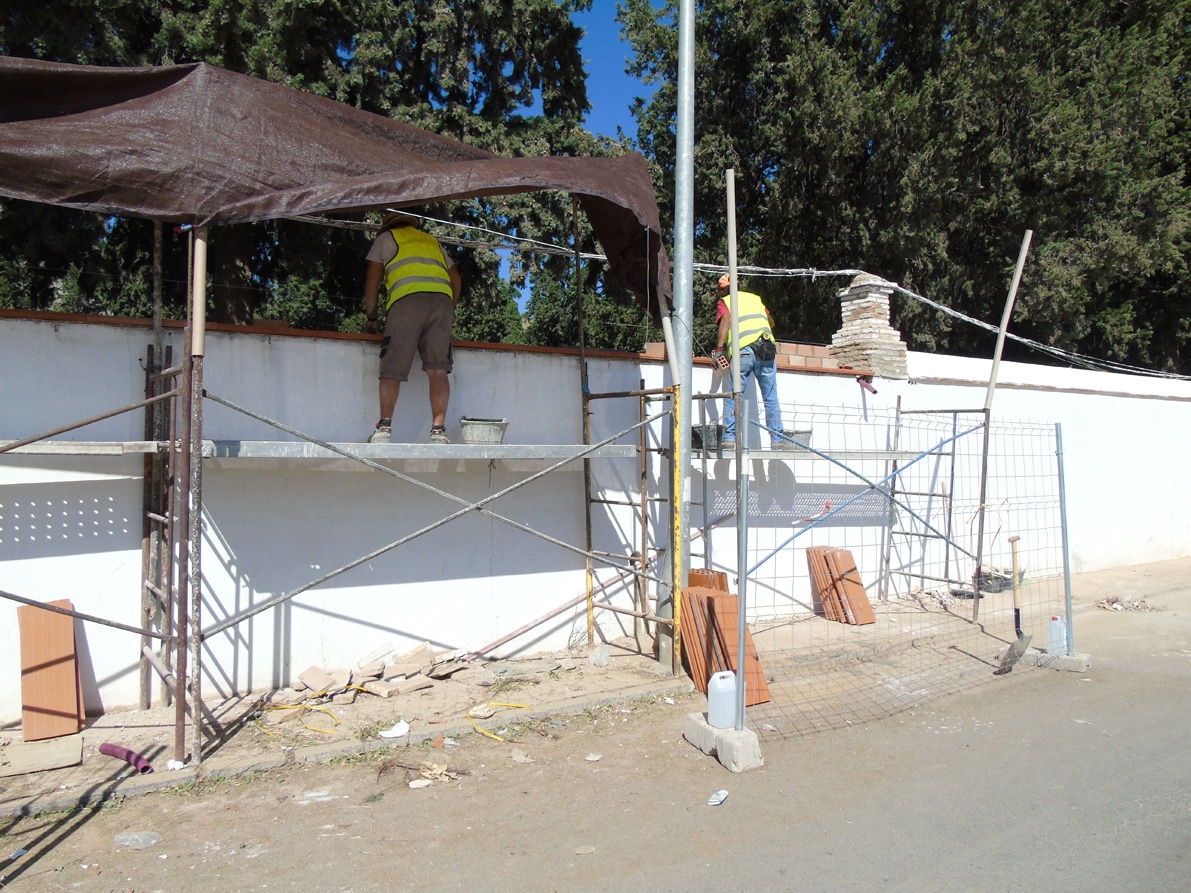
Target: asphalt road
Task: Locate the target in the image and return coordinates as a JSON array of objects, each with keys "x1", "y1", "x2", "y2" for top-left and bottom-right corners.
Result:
[{"x1": 527, "y1": 562, "x2": 1191, "y2": 893}]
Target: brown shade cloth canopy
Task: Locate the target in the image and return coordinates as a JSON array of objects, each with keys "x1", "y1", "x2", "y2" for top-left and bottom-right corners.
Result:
[{"x1": 0, "y1": 55, "x2": 670, "y2": 313}]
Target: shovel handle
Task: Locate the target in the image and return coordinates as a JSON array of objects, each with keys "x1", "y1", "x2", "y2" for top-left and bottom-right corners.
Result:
[{"x1": 1009, "y1": 535, "x2": 1023, "y2": 638}]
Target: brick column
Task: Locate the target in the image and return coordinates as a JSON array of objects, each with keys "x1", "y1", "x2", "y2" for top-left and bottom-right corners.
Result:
[{"x1": 830, "y1": 274, "x2": 908, "y2": 380}]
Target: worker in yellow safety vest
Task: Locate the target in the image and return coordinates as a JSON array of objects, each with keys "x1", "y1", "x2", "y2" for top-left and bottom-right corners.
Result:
[
  {"x1": 712, "y1": 274, "x2": 794, "y2": 449},
  {"x1": 363, "y1": 212, "x2": 463, "y2": 444}
]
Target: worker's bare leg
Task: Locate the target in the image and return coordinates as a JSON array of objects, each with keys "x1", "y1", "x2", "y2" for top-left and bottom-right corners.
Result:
[
  {"x1": 379, "y1": 378, "x2": 400, "y2": 421},
  {"x1": 427, "y1": 368, "x2": 450, "y2": 428}
]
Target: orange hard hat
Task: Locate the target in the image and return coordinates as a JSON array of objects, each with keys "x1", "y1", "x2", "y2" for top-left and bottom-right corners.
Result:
[{"x1": 718, "y1": 274, "x2": 730, "y2": 290}]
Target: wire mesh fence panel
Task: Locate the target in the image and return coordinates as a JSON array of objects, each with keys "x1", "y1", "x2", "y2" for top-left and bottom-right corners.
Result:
[{"x1": 694, "y1": 400, "x2": 1069, "y2": 739}]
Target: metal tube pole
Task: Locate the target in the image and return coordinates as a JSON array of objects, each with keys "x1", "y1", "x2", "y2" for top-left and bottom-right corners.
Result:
[
  {"x1": 173, "y1": 344, "x2": 192, "y2": 763},
  {"x1": 726, "y1": 169, "x2": 749, "y2": 730},
  {"x1": 187, "y1": 226, "x2": 207, "y2": 765},
  {"x1": 971, "y1": 408, "x2": 991, "y2": 622},
  {"x1": 973, "y1": 231, "x2": 1031, "y2": 622},
  {"x1": 984, "y1": 231, "x2": 1033, "y2": 412},
  {"x1": 1056, "y1": 423, "x2": 1074, "y2": 654},
  {"x1": 575, "y1": 201, "x2": 596, "y2": 648},
  {"x1": 664, "y1": 0, "x2": 695, "y2": 673}
]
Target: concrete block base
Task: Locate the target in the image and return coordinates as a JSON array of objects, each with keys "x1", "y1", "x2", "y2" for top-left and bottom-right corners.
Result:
[
  {"x1": 1019, "y1": 647, "x2": 1093, "y2": 673},
  {"x1": 683, "y1": 712, "x2": 764, "y2": 773}
]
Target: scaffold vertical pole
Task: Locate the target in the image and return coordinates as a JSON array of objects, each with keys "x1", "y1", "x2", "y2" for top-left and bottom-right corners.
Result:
[
  {"x1": 574, "y1": 200, "x2": 596, "y2": 647},
  {"x1": 187, "y1": 226, "x2": 208, "y2": 765}
]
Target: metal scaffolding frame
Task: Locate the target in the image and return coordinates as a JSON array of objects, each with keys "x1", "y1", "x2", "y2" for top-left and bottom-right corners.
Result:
[
  {"x1": 0, "y1": 352, "x2": 683, "y2": 766},
  {"x1": 1, "y1": 215, "x2": 690, "y2": 767}
]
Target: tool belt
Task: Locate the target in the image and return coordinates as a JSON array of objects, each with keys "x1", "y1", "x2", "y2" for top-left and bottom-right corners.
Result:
[{"x1": 751, "y1": 334, "x2": 777, "y2": 361}]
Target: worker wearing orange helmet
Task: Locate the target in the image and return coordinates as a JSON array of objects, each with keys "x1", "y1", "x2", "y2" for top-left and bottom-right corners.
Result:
[{"x1": 712, "y1": 274, "x2": 794, "y2": 449}]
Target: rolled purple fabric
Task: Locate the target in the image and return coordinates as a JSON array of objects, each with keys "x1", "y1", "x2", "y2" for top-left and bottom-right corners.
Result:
[{"x1": 98, "y1": 742, "x2": 155, "y2": 774}]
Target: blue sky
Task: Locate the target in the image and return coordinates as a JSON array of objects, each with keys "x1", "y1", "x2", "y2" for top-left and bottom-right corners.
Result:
[
  {"x1": 573, "y1": 2, "x2": 658, "y2": 140},
  {"x1": 503, "y1": 3, "x2": 661, "y2": 308}
]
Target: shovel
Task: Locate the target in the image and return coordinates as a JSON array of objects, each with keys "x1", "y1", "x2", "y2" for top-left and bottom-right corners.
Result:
[{"x1": 995, "y1": 535, "x2": 1031, "y2": 674}]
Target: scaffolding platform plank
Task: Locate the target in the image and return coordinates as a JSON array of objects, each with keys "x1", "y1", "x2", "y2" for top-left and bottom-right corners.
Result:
[
  {"x1": 715, "y1": 448, "x2": 931, "y2": 462},
  {"x1": 200, "y1": 440, "x2": 638, "y2": 467},
  {"x1": 0, "y1": 440, "x2": 160, "y2": 456}
]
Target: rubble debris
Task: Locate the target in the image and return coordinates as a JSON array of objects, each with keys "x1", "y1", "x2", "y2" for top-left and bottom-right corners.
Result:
[
  {"x1": 354, "y1": 660, "x2": 385, "y2": 680},
  {"x1": 363, "y1": 680, "x2": 402, "y2": 699},
  {"x1": 1096, "y1": 595, "x2": 1155, "y2": 611},
  {"x1": 382, "y1": 662, "x2": 422, "y2": 681},
  {"x1": 358, "y1": 642, "x2": 395, "y2": 665},
  {"x1": 298, "y1": 665, "x2": 337, "y2": 693},
  {"x1": 376, "y1": 754, "x2": 470, "y2": 784},
  {"x1": 327, "y1": 668, "x2": 352, "y2": 693},
  {"x1": 427, "y1": 660, "x2": 470, "y2": 680},
  {"x1": 398, "y1": 641, "x2": 434, "y2": 664}
]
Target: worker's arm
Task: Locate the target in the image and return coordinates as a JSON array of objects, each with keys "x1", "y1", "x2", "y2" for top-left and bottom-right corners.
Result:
[
  {"x1": 363, "y1": 261, "x2": 383, "y2": 334},
  {"x1": 716, "y1": 313, "x2": 730, "y2": 349},
  {"x1": 449, "y1": 266, "x2": 462, "y2": 304}
]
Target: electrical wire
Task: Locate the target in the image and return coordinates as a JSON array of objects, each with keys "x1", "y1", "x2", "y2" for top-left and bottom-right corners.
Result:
[{"x1": 50, "y1": 205, "x2": 1186, "y2": 379}]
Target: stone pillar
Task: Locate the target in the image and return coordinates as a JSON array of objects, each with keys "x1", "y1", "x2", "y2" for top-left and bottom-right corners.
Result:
[{"x1": 830, "y1": 274, "x2": 908, "y2": 380}]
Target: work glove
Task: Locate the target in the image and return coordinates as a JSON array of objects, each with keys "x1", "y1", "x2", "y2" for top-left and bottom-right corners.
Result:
[{"x1": 710, "y1": 347, "x2": 729, "y2": 371}]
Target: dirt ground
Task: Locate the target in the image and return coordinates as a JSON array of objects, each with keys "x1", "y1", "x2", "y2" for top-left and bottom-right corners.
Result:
[
  {"x1": 0, "y1": 637, "x2": 704, "y2": 893},
  {"x1": 0, "y1": 638, "x2": 686, "y2": 817},
  {"x1": 1, "y1": 559, "x2": 1186, "y2": 892}
]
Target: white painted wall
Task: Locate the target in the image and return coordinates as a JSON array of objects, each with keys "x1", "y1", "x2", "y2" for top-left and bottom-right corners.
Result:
[{"x1": 3, "y1": 315, "x2": 1189, "y2": 722}]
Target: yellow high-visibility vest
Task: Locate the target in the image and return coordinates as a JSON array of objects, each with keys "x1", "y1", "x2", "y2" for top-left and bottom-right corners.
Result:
[
  {"x1": 382, "y1": 227, "x2": 453, "y2": 311},
  {"x1": 725, "y1": 291, "x2": 773, "y2": 357}
]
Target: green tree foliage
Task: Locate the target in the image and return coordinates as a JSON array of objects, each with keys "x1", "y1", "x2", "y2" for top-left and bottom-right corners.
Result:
[
  {"x1": 1, "y1": 0, "x2": 656, "y2": 351},
  {"x1": 621, "y1": 0, "x2": 1191, "y2": 372}
]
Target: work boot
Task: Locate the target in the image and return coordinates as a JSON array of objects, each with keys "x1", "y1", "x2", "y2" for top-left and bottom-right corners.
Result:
[
  {"x1": 368, "y1": 419, "x2": 392, "y2": 444},
  {"x1": 773, "y1": 430, "x2": 799, "y2": 450},
  {"x1": 429, "y1": 424, "x2": 450, "y2": 444}
]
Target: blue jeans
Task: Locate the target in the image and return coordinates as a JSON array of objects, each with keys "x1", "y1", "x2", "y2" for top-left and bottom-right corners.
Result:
[{"x1": 722, "y1": 345, "x2": 784, "y2": 444}]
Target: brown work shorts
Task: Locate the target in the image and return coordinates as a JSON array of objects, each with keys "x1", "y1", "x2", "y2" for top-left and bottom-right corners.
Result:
[{"x1": 378, "y1": 292, "x2": 455, "y2": 381}]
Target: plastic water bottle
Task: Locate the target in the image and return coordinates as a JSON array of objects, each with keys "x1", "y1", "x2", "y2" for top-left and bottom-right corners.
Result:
[
  {"x1": 1048, "y1": 615, "x2": 1068, "y2": 654},
  {"x1": 707, "y1": 670, "x2": 736, "y2": 729}
]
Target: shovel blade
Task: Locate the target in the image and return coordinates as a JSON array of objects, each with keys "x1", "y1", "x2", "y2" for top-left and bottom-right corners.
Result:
[{"x1": 995, "y1": 635, "x2": 1032, "y2": 675}]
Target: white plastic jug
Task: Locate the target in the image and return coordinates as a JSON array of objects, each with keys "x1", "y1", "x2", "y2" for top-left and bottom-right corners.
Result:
[
  {"x1": 1048, "y1": 615, "x2": 1068, "y2": 654},
  {"x1": 707, "y1": 670, "x2": 736, "y2": 729}
]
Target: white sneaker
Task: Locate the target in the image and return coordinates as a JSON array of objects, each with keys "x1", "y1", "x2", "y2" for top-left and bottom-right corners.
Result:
[
  {"x1": 368, "y1": 421, "x2": 391, "y2": 444},
  {"x1": 429, "y1": 425, "x2": 450, "y2": 444}
]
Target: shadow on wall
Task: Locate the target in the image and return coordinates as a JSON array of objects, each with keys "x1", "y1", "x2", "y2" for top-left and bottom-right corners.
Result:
[
  {"x1": 696, "y1": 463, "x2": 889, "y2": 529},
  {"x1": 198, "y1": 465, "x2": 587, "y2": 595}
]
